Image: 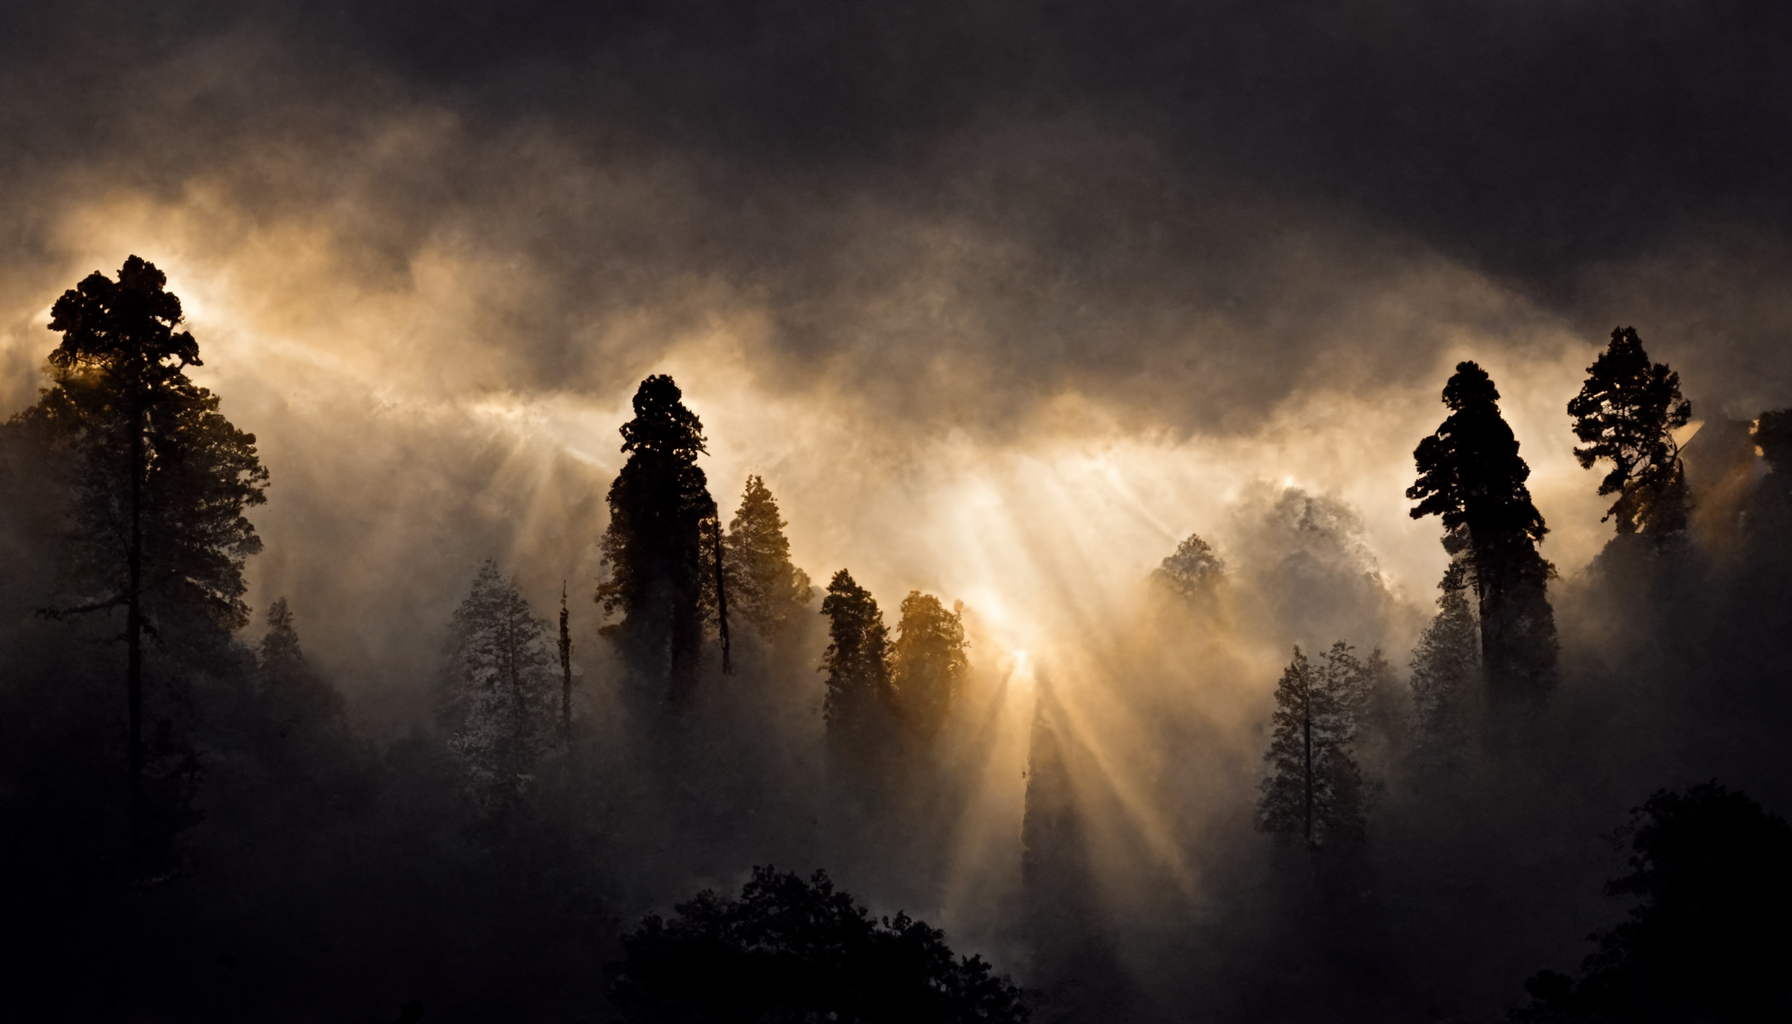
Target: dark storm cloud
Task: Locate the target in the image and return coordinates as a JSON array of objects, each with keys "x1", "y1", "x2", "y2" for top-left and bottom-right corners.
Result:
[{"x1": 3, "y1": 0, "x2": 1789, "y2": 434}]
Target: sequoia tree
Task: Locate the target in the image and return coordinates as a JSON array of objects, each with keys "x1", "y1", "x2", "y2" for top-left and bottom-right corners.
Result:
[
  {"x1": 597, "y1": 375, "x2": 723, "y2": 700},
  {"x1": 23, "y1": 256, "x2": 267, "y2": 873},
  {"x1": 1408, "y1": 361, "x2": 1557, "y2": 706},
  {"x1": 1567, "y1": 327, "x2": 1693, "y2": 537}
]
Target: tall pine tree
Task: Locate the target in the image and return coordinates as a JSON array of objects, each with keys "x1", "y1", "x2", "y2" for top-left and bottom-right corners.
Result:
[
  {"x1": 1408, "y1": 361, "x2": 1558, "y2": 706},
  {"x1": 1567, "y1": 327, "x2": 1693, "y2": 538},
  {"x1": 21, "y1": 255, "x2": 267, "y2": 875},
  {"x1": 597, "y1": 375, "x2": 721, "y2": 701},
  {"x1": 1257, "y1": 643, "x2": 1370, "y2": 849},
  {"x1": 442, "y1": 561, "x2": 556, "y2": 821}
]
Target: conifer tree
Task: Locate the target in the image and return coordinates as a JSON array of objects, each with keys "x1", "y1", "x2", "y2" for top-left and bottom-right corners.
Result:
[
  {"x1": 722, "y1": 475, "x2": 814, "y2": 636},
  {"x1": 1257, "y1": 643, "x2": 1369, "y2": 848},
  {"x1": 1408, "y1": 361, "x2": 1558, "y2": 706},
  {"x1": 1567, "y1": 327, "x2": 1694, "y2": 537},
  {"x1": 889, "y1": 591, "x2": 968, "y2": 740},
  {"x1": 442, "y1": 561, "x2": 555, "y2": 819},
  {"x1": 1408, "y1": 560, "x2": 1479, "y2": 753},
  {"x1": 818, "y1": 569, "x2": 892, "y2": 738},
  {"x1": 257, "y1": 598, "x2": 344, "y2": 734},
  {"x1": 1152, "y1": 533, "x2": 1225, "y2": 600},
  {"x1": 21, "y1": 256, "x2": 267, "y2": 874},
  {"x1": 596, "y1": 375, "x2": 720, "y2": 700}
]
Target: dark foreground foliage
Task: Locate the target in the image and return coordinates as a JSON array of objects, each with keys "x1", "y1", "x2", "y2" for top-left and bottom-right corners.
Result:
[
  {"x1": 1515, "y1": 782, "x2": 1792, "y2": 1023},
  {"x1": 609, "y1": 866, "x2": 1029, "y2": 1024}
]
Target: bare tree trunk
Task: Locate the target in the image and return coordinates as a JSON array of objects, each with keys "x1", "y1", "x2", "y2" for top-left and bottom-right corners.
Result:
[{"x1": 713, "y1": 519, "x2": 731, "y2": 676}]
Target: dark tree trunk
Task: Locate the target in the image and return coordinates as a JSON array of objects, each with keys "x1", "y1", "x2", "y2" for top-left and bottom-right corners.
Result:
[
  {"x1": 713, "y1": 520, "x2": 731, "y2": 675},
  {"x1": 1471, "y1": 528, "x2": 1558, "y2": 708}
]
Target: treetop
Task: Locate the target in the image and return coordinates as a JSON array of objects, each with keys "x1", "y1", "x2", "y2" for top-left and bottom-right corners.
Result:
[
  {"x1": 1440, "y1": 360, "x2": 1499, "y2": 412},
  {"x1": 619, "y1": 374, "x2": 706, "y2": 461},
  {"x1": 47, "y1": 255, "x2": 200, "y2": 375}
]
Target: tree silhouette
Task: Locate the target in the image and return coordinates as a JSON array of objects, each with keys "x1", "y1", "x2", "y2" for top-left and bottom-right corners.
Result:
[
  {"x1": 1152, "y1": 532, "x2": 1226, "y2": 600},
  {"x1": 1567, "y1": 327, "x2": 1693, "y2": 537},
  {"x1": 889, "y1": 591, "x2": 968, "y2": 740},
  {"x1": 1409, "y1": 559, "x2": 1479, "y2": 754},
  {"x1": 608, "y1": 865, "x2": 1029, "y2": 1023},
  {"x1": 1257, "y1": 643, "x2": 1371, "y2": 849},
  {"x1": 441, "y1": 561, "x2": 556, "y2": 821},
  {"x1": 257, "y1": 598, "x2": 344, "y2": 735},
  {"x1": 1408, "y1": 361, "x2": 1557, "y2": 706},
  {"x1": 20, "y1": 255, "x2": 267, "y2": 874},
  {"x1": 819, "y1": 569, "x2": 892, "y2": 741},
  {"x1": 723, "y1": 475, "x2": 813, "y2": 636},
  {"x1": 597, "y1": 375, "x2": 720, "y2": 700},
  {"x1": 1516, "y1": 783, "x2": 1792, "y2": 1022}
]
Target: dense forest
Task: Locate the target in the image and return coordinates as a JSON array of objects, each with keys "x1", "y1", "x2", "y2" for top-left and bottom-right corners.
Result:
[{"x1": 3, "y1": 258, "x2": 1790, "y2": 1022}]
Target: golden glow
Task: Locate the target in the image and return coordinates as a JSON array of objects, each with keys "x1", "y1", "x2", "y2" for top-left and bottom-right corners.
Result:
[{"x1": 1, "y1": 181, "x2": 1634, "y2": 937}]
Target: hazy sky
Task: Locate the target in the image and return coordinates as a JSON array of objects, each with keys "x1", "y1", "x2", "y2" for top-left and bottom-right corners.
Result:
[{"x1": 4, "y1": 0, "x2": 1789, "y2": 718}]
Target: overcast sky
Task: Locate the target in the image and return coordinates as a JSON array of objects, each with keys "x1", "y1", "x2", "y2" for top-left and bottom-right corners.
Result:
[{"x1": 4, "y1": 0, "x2": 1788, "y2": 716}]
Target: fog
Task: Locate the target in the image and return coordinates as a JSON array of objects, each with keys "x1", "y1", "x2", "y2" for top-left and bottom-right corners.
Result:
[{"x1": 4, "y1": 2, "x2": 1792, "y2": 1021}]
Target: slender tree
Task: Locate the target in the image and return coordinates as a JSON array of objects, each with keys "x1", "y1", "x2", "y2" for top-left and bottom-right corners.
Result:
[
  {"x1": 889, "y1": 591, "x2": 968, "y2": 740},
  {"x1": 596, "y1": 375, "x2": 721, "y2": 700},
  {"x1": 1257, "y1": 643, "x2": 1369, "y2": 849},
  {"x1": 1567, "y1": 327, "x2": 1694, "y2": 537},
  {"x1": 819, "y1": 569, "x2": 892, "y2": 738},
  {"x1": 722, "y1": 475, "x2": 814, "y2": 636},
  {"x1": 23, "y1": 256, "x2": 267, "y2": 874},
  {"x1": 1408, "y1": 361, "x2": 1557, "y2": 706},
  {"x1": 442, "y1": 561, "x2": 556, "y2": 820}
]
